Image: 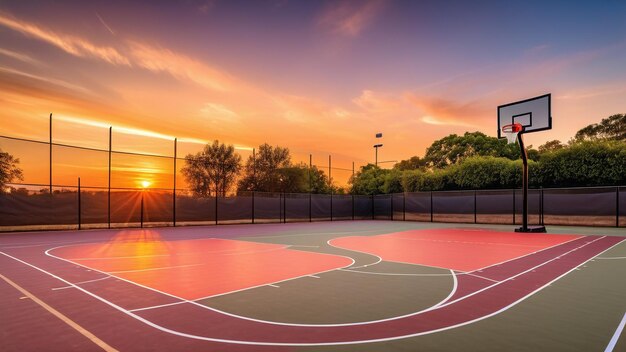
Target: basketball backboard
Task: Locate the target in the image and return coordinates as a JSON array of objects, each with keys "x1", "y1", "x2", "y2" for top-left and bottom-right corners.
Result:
[{"x1": 497, "y1": 94, "x2": 551, "y2": 138}]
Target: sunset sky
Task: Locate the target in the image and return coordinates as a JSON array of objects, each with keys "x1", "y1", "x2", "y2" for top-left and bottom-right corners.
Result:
[{"x1": 0, "y1": 0, "x2": 625, "y2": 188}]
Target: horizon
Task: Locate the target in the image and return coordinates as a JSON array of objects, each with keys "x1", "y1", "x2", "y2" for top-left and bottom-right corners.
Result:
[{"x1": 1, "y1": 0, "x2": 625, "y2": 188}]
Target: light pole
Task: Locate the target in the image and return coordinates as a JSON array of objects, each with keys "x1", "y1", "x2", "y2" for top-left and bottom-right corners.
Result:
[
  {"x1": 373, "y1": 143, "x2": 383, "y2": 166},
  {"x1": 374, "y1": 132, "x2": 383, "y2": 167}
]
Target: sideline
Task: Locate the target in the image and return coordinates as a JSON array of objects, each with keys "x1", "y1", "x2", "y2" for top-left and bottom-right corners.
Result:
[{"x1": 0, "y1": 272, "x2": 118, "y2": 352}]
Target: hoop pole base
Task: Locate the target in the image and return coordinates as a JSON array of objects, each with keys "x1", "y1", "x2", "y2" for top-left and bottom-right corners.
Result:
[{"x1": 515, "y1": 226, "x2": 546, "y2": 233}]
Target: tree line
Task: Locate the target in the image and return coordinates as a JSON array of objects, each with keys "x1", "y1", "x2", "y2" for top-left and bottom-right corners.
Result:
[{"x1": 350, "y1": 113, "x2": 626, "y2": 194}]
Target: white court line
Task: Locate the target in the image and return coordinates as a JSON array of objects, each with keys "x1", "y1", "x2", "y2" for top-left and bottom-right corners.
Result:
[
  {"x1": 389, "y1": 235, "x2": 545, "y2": 248},
  {"x1": 309, "y1": 275, "x2": 320, "y2": 278},
  {"x1": 222, "y1": 246, "x2": 287, "y2": 256},
  {"x1": 605, "y1": 312, "x2": 626, "y2": 352},
  {"x1": 596, "y1": 256, "x2": 626, "y2": 260},
  {"x1": 44, "y1": 243, "x2": 359, "y2": 320},
  {"x1": 268, "y1": 284, "x2": 280, "y2": 288},
  {"x1": 326, "y1": 238, "x2": 382, "y2": 269},
  {"x1": 1, "y1": 237, "x2": 620, "y2": 346},
  {"x1": 52, "y1": 276, "x2": 112, "y2": 290},
  {"x1": 339, "y1": 268, "x2": 453, "y2": 277},
  {"x1": 249, "y1": 230, "x2": 384, "y2": 240},
  {"x1": 462, "y1": 272, "x2": 499, "y2": 283},
  {"x1": 47, "y1": 236, "x2": 617, "y2": 328},
  {"x1": 109, "y1": 264, "x2": 204, "y2": 274}
]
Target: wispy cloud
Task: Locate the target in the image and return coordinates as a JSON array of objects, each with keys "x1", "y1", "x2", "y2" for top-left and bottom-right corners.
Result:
[
  {"x1": 317, "y1": 0, "x2": 387, "y2": 37},
  {"x1": 405, "y1": 94, "x2": 487, "y2": 128},
  {"x1": 0, "y1": 65, "x2": 91, "y2": 93},
  {"x1": 0, "y1": 12, "x2": 130, "y2": 65},
  {"x1": 0, "y1": 48, "x2": 43, "y2": 66},
  {"x1": 95, "y1": 12, "x2": 115, "y2": 35},
  {"x1": 128, "y1": 41, "x2": 234, "y2": 92}
]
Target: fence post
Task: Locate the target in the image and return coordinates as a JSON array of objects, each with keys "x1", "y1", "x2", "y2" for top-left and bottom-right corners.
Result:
[
  {"x1": 329, "y1": 155, "x2": 333, "y2": 221},
  {"x1": 173, "y1": 138, "x2": 177, "y2": 227},
  {"x1": 430, "y1": 191, "x2": 433, "y2": 222},
  {"x1": 283, "y1": 193, "x2": 287, "y2": 224},
  {"x1": 77, "y1": 177, "x2": 81, "y2": 230},
  {"x1": 309, "y1": 154, "x2": 312, "y2": 223},
  {"x1": 474, "y1": 190, "x2": 477, "y2": 224},
  {"x1": 390, "y1": 193, "x2": 394, "y2": 221},
  {"x1": 617, "y1": 186, "x2": 620, "y2": 228},
  {"x1": 371, "y1": 194, "x2": 375, "y2": 220},
  {"x1": 403, "y1": 192, "x2": 406, "y2": 221},
  {"x1": 215, "y1": 193, "x2": 218, "y2": 225},
  {"x1": 49, "y1": 113, "x2": 52, "y2": 194},
  {"x1": 140, "y1": 192, "x2": 144, "y2": 228},
  {"x1": 252, "y1": 191, "x2": 255, "y2": 224},
  {"x1": 352, "y1": 161, "x2": 355, "y2": 220},
  {"x1": 512, "y1": 189, "x2": 516, "y2": 225},
  {"x1": 108, "y1": 126, "x2": 112, "y2": 229},
  {"x1": 352, "y1": 194, "x2": 355, "y2": 220},
  {"x1": 539, "y1": 186, "x2": 543, "y2": 226}
]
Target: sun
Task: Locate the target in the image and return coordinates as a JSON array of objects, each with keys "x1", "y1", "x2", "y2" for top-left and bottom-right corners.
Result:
[{"x1": 140, "y1": 180, "x2": 151, "y2": 188}]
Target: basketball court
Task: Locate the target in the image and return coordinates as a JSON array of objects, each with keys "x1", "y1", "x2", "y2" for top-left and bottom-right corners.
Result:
[{"x1": 1, "y1": 221, "x2": 625, "y2": 351}]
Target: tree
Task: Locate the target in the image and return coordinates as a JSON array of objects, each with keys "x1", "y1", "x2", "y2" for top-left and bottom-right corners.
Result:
[
  {"x1": 535, "y1": 140, "x2": 626, "y2": 187},
  {"x1": 181, "y1": 140, "x2": 242, "y2": 197},
  {"x1": 349, "y1": 164, "x2": 389, "y2": 195},
  {"x1": 574, "y1": 114, "x2": 625, "y2": 141},
  {"x1": 424, "y1": 131, "x2": 519, "y2": 168},
  {"x1": 0, "y1": 148, "x2": 23, "y2": 192},
  {"x1": 238, "y1": 143, "x2": 292, "y2": 193},
  {"x1": 393, "y1": 156, "x2": 427, "y2": 171},
  {"x1": 538, "y1": 140, "x2": 565, "y2": 153}
]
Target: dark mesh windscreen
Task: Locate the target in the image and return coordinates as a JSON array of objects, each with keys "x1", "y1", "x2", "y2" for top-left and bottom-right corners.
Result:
[
  {"x1": 285, "y1": 193, "x2": 310, "y2": 222},
  {"x1": 143, "y1": 191, "x2": 173, "y2": 225},
  {"x1": 110, "y1": 191, "x2": 142, "y2": 227},
  {"x1": 353, "y1": 195, "x2": 372, "y2": 219},
  {"x1": 217, "y1": 195, "x2": 252, "y2": 224},
  {"x1": 311, "y1": 194, "x2": 331, "y2": 220},
  {"x1": 332, "y1": 195, "x2": 352, "y2": 220},
  {"x1": 433, "y1": 191, "x2": 473, "y2": 223},
  {"x1": 373, "y1": 195, "x2": 392, "y2": 220},
  {"x1": 254, "y1": 192, "x2": 281, "y2": 223},
  {"x1": 80, "y1": 188, "x2": 108, "y2": 227},
  {"x1": 391, "y1": 193, "x2": 404, "y2": 220},
  {"x1": 476, "y1": 190, "x2": 514, "y2": 224},
  {"x1": 0, "y1": 188, "x2": 78, "y2": 228},
  {"x1": 175, "y1": 192, "x2": 216, "y2": 224},
  {"x1": 513, "y1": 189, "x2": 541, "y2": 225},
  {"x1": 543, "y1": 187, "x2": 617, "y2": 226},
  {"x1": 405, "y1": 192, "x2": 431, "y2": 221}
]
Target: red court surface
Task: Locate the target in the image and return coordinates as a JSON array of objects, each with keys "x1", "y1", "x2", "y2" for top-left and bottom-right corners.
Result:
[
  {"x1": 329, "y1": 229, "x2": 583, "y2": 272},
  {"x1": 49, "y1": 238, "x2": 354, "y2": 300},
  {"x1": 1, "y1": 226, "x2": 623, "y2": 350}
]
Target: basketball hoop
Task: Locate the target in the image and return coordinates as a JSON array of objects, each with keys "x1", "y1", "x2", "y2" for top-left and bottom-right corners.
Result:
[{"x1": 502, "y1": 123, "x2": 523, "y2": 144}]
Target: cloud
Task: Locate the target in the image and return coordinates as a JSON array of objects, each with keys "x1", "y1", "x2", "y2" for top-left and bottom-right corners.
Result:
[
  {"x1": 405, "y1": 94, "x2": 488, "y2": 128},
  {"x1": 0, "y1": 65, "x2": 91, "y2": 93},
  {"x1": 128, "y1": 41, "x2": 235, "y2": 92},
  {"x1": 95, "y1": 12, "x2": 115, "y2": 35},
  {"x1": 317, "y1": 0, "x2": 387, "y2": 37},
  {"x1": 0, "y1": 12, "x2": 130, "y2": 66},
  {"x1": 199, "y1": 103, "x2": 239, "y2": 123},
  {"x1": 0, "y1": 48, "x2": 43, "y2": 66}
]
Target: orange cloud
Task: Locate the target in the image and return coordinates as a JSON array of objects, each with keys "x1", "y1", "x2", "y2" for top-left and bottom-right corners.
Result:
[
  {"x1": 317, "y1": 0, "x2": 387, "y2": 37},
  {"x1": 127, "y1": 41, "x2": 235, "y2": 92},
  {"x1": 405, "y1": 94, "x2": 490, "y2": 128},
  {"x1": 0, "y1": 48, "x2": 42, "y2": 66},
  {"x1": 0, "y1": 12, "x2": 130, "y2": 66}
]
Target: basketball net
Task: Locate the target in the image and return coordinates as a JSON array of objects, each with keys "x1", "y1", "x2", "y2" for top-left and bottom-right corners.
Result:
[{"x1": 502, "y1": 123, "x2": 523, "y2": 144}]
